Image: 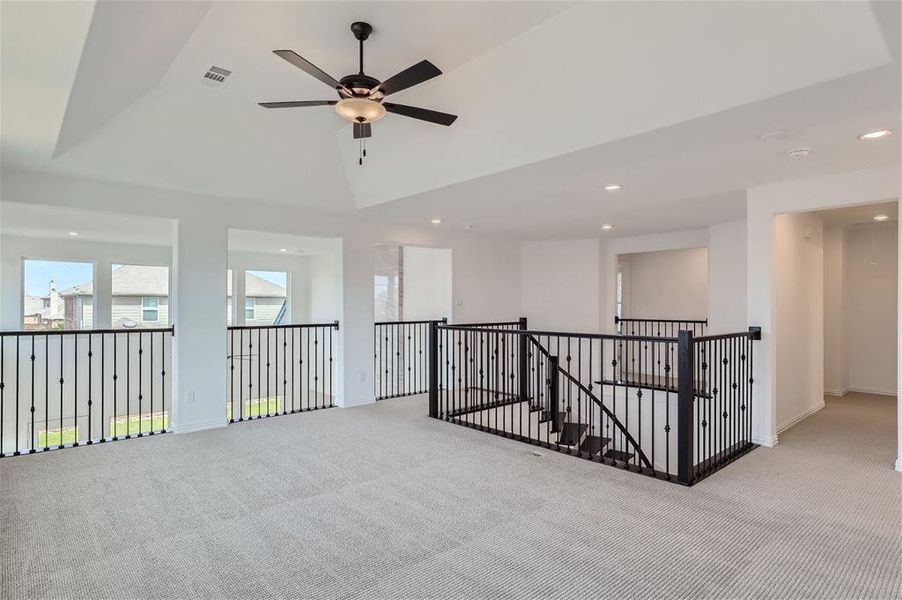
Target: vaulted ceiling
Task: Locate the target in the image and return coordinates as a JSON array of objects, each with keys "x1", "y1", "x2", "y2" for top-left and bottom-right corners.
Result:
[{"x1": 2, "y1": 1, "x2": 899, "y2": 238}]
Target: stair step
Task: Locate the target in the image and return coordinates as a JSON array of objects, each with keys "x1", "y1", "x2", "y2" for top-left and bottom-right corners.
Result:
[
  {"x1": 558, "y1": 422, "x2": 588, "y2": 446},
  {"x1": 603, "y1": 449, "x2": 635, "y2": 462},
  {"x1": 579, "y1": 435, "x2": 612, "y2": 456}
]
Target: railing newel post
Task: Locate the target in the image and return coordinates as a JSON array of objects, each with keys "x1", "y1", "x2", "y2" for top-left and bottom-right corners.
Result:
[
  {"x1": 677, "y1": 329, "x2": 695, "y2": 485},
  {"x1": 428, "y1": 320, "x2": 439, "y2": 418}
]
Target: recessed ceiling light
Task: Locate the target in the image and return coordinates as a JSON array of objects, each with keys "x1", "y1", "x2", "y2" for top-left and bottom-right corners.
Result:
[
  {"x1": 873, "y1": 214, "x2": 890, "y2": 222},
  {"x1": 858, "y1": 129, "x2": 893, "y2": 140},
  {"x1": 279, "y1": 248, "x2": 288, "y2": 252},
  {"x1": 430, "y1": 218, "x2": 442, "y2": 224},
  {"x1": 601, "y1": 224, "x2": 614, "y2": 231},
  {"x1": 67, "y1": 231, "x2": 79, "y2": 236},
  {"x1": 759, "y1": 129, "x2": 791, "y2": 142},
  {"x1": 787, "y1": 148, "x2": 810, "y2": 159},
  {"x1": 603, "y1": 184, "x2": 622, "y2": 192}
]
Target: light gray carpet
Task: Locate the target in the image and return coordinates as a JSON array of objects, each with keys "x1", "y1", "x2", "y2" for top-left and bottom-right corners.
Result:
[{"x1": 2, "y1": 392, "x2": 900, "y2": 599}]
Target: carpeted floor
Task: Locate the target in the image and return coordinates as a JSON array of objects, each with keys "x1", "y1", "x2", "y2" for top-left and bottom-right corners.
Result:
[{"x1": 2, "y1": 392, "x2": 900, "y2": 599}]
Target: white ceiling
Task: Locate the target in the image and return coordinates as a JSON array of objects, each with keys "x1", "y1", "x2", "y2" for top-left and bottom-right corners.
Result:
[
  {"x1": 228, "y1": 229, "x2": 340, "y2": 256},
  {"x1": 1, "y1": 1, "x2": 900, "y2": 240}
]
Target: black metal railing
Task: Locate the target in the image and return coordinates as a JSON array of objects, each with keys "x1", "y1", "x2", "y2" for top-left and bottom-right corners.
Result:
[
  {"x1": 0, "y1": 327, "x2": 173, "y2": 457},
  {"x1": 374, "y1": 319, "x2": 447, "y2": 400},
  {"x1": 683, "y1": 327, "x2": 760, "y2": 483},
  {"x1": 428, "y1": 320, "x2": 759, "y2": 485},
  {"x1": 615, "y1": 316, "x2": 707, "y2": 337},
  {"x1": 227, "y1": 322, "x2": 338, "y2": 422}
]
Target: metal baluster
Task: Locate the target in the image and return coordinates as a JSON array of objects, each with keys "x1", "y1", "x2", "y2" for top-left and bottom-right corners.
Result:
[
  {"x1": 230, "y1": 329, "x2": 235, "y2": 422},
  {"x1": 46, "y1": 335, "x2": 51, "y2": 448},
  {"x1": 29, "y1": 335, "x2": 35, "y2": 453},
  {"x1": 126, "y1": 332, "x2": 131, "y2": 438},
  {"x1": 86, "y1": 335, "x2": 92, "y2": 445},
  {"x1": 138, "y1": 332, "x2": 143, "y2": 436},
  {"x1": 112, "y1": 334, "x2": 118, "y2": 440}
]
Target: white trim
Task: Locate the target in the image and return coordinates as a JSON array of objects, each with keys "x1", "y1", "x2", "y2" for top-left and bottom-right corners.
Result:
[
  {"x1": 171, "y1": 419, "x2": 226, "y2": 434},
  {"x1": 895, "y1": 457, "x2": 902, "y2": 473},
  {"x1": 845, "y1": 386, "x2": 897, "y2": 397},
  {"x1": 824, "y1": 388, "x2": 849, "y2": 397},
  {"x1": 777, "y1": 400, "x2": 825, "y2": 434},
  {"x1": 752, "y1": 434, "x2": 779, "y2": 447}
]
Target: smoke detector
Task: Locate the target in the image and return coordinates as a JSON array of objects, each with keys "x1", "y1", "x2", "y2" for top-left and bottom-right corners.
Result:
[{"x1": 202, "y1": 65, "x2": 232, "y2": 87}]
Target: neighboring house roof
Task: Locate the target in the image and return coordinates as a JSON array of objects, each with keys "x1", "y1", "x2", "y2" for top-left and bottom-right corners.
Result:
[
  {"x1": 61, "y1": 267, "x2": 285, "y2": 298},
  {"x1": 61, "y1": 264, "x2": 170, "y2": 297}
]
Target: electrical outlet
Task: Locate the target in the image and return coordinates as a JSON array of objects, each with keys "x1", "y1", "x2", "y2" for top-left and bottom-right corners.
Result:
[
  {"x1": 186, "y1": 391, "x2": 196, "y2": 404},
  {"x1": 359, "y1": 372, "x2": 366, "y2": 383}
]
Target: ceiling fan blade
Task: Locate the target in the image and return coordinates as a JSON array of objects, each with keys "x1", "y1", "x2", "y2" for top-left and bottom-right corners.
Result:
[
  {"x1": 373, "y1": 60, "x2": 442, "y2": 97},
  {"x1": 383, "y1": 103, "x2": 457, "y2": 126},
  {"x1": 272, "y1": 50, "x2": 348, "y2": 93},
  {"x1": 258, "y1": 100, "x2": 337, "y2": 108},
  {"x1": 353, "y1": 122, "x2": 372, "y2": 139}
]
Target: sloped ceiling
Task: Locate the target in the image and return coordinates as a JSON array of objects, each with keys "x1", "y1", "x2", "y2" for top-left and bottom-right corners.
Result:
[{"x1": 1, "y1": 1, "x2": 899, "y2": 238}]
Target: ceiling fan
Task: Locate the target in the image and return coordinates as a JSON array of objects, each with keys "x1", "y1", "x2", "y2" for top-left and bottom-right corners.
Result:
[{"x1": 259, "y1": 21, "x2": 457, "y2": 164}]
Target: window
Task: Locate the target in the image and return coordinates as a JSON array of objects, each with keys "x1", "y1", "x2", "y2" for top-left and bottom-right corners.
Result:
[
  {"x1": 112, "y1": 265, "x2": 169, "y2": 328},
  {"x1": 23, "y1": 259, "x2": 94, "y2": 330},
  {"x1": 245, "y1": 270, "x2": 287, "y2": 325},
  {"x1": 142, "y1": 297, "x2": 160, "y2": 322}
]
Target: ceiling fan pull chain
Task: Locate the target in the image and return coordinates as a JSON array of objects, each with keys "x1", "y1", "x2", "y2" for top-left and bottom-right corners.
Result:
[
  {"x1": 359, "y1": 139, "x2": 363, "y2": 166},
  {"x1": 363, "y1": 139, "x2": 367, "y2": 158}
]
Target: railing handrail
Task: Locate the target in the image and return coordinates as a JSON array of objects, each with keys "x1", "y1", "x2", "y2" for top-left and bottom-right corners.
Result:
[
  {"x1": 227, "y1": 321, "x2": 339, "y2": 331},
  {"x1": 375, "y1": 318, "x2": 446, "y2": 326},
  {"x1": 615, "y1": 316, "x2": 708, "y2": 325},
  {"x1": 449, "y1": 320, "x2": 520, "y2": 328},
  {"x1": 439, "y1": 324, "x2": 676, "y2": 344},
  {"x1": 0, "y1": 326, "x2": 175, "y2": 337},
  {"x1": 693, "y1": 328, "x2": 759, "y2": 343}
]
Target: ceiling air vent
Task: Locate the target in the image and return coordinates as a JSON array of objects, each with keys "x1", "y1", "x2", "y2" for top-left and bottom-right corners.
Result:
[{"x1": 202, "y1": 65, "x2": 232, "y2": 87}]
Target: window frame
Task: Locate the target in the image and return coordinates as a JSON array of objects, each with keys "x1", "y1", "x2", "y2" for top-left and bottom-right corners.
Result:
[
  {"x1": 141, "y1": 296, "x2": 160, "y2": 322},
  {"x1": 21, "y1": 257, "x2": 96, "y2": 331},
  {"x1": 245, "y1": 297, "x2": 256, "y2": 321}
]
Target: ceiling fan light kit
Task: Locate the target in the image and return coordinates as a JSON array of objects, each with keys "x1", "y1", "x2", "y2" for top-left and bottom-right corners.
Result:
[{"x1": 259, "y1": 21, "x2": 457, "y2": 165}]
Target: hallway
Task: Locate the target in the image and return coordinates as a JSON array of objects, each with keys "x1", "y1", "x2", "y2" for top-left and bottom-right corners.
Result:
[{"x1": 2, "y1": 393, "x2": 900, "y2": 599}]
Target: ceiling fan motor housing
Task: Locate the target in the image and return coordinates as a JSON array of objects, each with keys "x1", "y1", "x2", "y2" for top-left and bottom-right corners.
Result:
[{"x1": 339, "y1": 74, "x2": 382, "y2": 99}]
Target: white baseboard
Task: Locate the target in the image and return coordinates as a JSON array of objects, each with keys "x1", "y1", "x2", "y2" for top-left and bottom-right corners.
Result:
[
  {"x1": 172, "y1": 419, "x2": 227, "y2": 434},
  {"x1": 752, "y1": 434, "x2": 779, "y2": 447},
  {"x1": 824, "y1": 388, "x2": 848, "y2": 397},
  {"x1": 778, "y1": 400, "x2": 825, "y2": 435},
  {"x1": 846, "y1": 386, "x2": 897, "y2": 397}
]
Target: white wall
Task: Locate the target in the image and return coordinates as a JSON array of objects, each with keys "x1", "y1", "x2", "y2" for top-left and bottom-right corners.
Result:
[
  {"x1": 521, "y1": 239, "x2": 600, "y2": 331},
  {"x1": 2, "y1": 168, "x2": 523, "y2": 423},
  {"x1": 845, "y1": 222, "x2": 898, "y2": 395},
  {"x1": 773, "y1": 212, "x2": 825, "y2": 433},
  {"x1": 823, "y1": 226, "x2": 848, "y2": 395},
  {"x1": 307, "y1": 250, "x2": 339, "y2": 323},
  {"x1": 708, "y1": 220, "x2": 748, "y2": 333},
  {"x1": 601, "y1": 228, "x2": 709, "y2": 333},
  {"x1": 746, "y1": 165, "x2": 900, "y2": 461},
  {"x1": 619, "y1": 247, "x2": 708, "y2": 320},
  {"x1": 403, "y1": 245, "x2": 452, "y2": 321}
]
